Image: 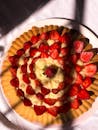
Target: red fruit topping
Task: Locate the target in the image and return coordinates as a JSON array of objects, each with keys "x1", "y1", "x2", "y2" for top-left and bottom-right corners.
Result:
[
  {"x1": 80, "y1": 51, "x2": 94, "y2": 63},
  {"x1": 60, "y1": 47, "x2": 69, "y2": 56},
  {"x1": 9, "y1": 55, "x2": 18, "y2": 66},
  {"x1": 75, "y1": 73, "x2": 83, "y2": 84},
  {"x1": 78, "y1": 89, "x2": 90, "y2": 99},
  {"x1": 22, "y1": 74, "x2": 30, "y2": 84},
  {"x1": 29, "y1": 72, "x2": 36, "y2": 79},
  {"x1": 39, "y1": 43, "x2": 49, "y2": 52},
  {"x1": 49, "y1": 42, "x2": 60, "y2": 51},
  {"x1": 23, "y1": 41, "x2": 32, "y2": 50},
  {"x1": 35, "y1": 79, "x2": 42, "y2": 87},
  {"x1": 17, "y1": 49, "x2": 25, "y2": 57},
  {"x1": 47, "y1": 106, "x2": 59, "y2": 116},
  {"x1": 17, "y1": 89, "x2": 24, "y2": 97},
  {"x1": 82, "y1": 77, "x2": 92, "y2": 88},
  {"x1": 41, "y1": 87, "x2": 50, "y2": 95},
  {"x1": 26, "y1": 85, "x2": 35, "y2": 95},
  {"x1": 75, "y1": 65, "x2": 82, "y2": 72},
  {"x1": 44, "y1": 66, "x2": 57, "y2": 78},
  {"x1": 59, "y1": 34, "x2": 71, "y2": 44},
  {"x1": 24, "y1": 57, "x2": 29, "y2": 64},
  {"x1": 70, "y1": 54, "x2": 78, "y2": 64},
  {"x1": 29, "y1": 64, "x2": 34, "y2": 72},
  {"x1": 10, "y1": 77, "x2": 19, "y2": 87},
  {"x1": 10, "y1": 67, "x2": 17, "y2": 77},
  {"x1": 50, "y1": 49, "x2": 59, "y2": 59},
  {"x1": 21, "y1": 64, "x2": 27, "y2": 73},
  {"x1": 31, "y1": 57, "x2": 40, "y2": 64},
  {"x1": 52, "y1": 88, "x2": 59, "y2": 94},
  {"x1": 23, "y1": 98, "x2": 32, "y2": 106},
  {"x1": 70, "y1": 98, "x2": 80, "y2": 109},
  {"x1": 57, "y1": 57, "x2": 64, "y2": 65},
  {"x1": 58, "y1": 82, "x2": 65, "y2": 90},
  {"x1": 39, "y1": 32, "x2": 48, "y2": 40},
  {"x1": 44, "y1": 98, "x2": 57, "y2": 105},
  {"x1": 73, "y1": 40, "x2": 84, "y2": 53},
  {"x1": 50, "y1": 30, "x2": 60, "y2": 40},
  {"x1": 30, "y1": 48, "x2": 38, "y2": 57},
  {"x1": 36, "y1": 93, "x2": 44, "y2": 100},
  {"x1": 31, "y1": 35, "x2": 39, "y2": 44},
  {"x1": 34, "y1": 105, "x2": 46, "y2": 115},
  {"x1": 69, "y1": 84, "x2": 80, "y2": 96},
  {"x1": 83, "y1": 64, "x2": 97, "y2": 77},
  {"x1": 40, "y1": 52, "x2": 49, "y2": 58}
]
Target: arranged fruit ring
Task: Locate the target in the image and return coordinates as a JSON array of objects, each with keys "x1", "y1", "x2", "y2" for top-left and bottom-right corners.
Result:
[{"x1": 1, "y1": 25, "x2": 98, "y2": 126}]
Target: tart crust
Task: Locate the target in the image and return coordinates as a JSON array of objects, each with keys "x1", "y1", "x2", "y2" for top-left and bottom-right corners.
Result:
[{"x1": 1, "y1": 25, "x2": 98, "y2": 126}]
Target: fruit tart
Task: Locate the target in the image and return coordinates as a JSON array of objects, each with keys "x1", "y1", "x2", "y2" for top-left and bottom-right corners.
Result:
[{"x1": 1, "y1": 25, "x2": 98, "y2": 126}]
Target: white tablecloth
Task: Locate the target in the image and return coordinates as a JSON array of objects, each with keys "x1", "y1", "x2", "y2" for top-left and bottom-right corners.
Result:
[{"x1": 0, "y1": 0, "x2": 98, "y2": 130}]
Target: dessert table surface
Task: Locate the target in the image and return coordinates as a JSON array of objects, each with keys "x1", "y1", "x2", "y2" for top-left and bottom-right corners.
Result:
[{"x1": 0, "y1": 0, "x2": 98, "y2": 130}]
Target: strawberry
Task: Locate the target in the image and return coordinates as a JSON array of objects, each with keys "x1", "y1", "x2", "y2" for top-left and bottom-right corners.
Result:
[
  {"x1": 70, "y1": 98, "x2": 80, "y2": 109},
  {"x1": 39, "y1": 32, "x2": 48, "y2": 40},
  {"x1": 70, "y1": 54, "x2": 78, "y2": 64},
  {"x1": 60, "y1": 47, "x2": 69, "y2": 56},
  {"x1": 75, "y1": 73, "x2": 83, "y2": 84},
  {"x1": 26, "y1": 85, "x2": 35, "y2": 95},
  {"x1": 52, "y1": 88, "x2": 59, "y2": 94},
  {"x1": 31, "y1": 57, "x2": 40, "y2": 64},
  {"x1": 9, "y1": 55, "x2": 18, "y2": 66},
  {"x1": 50, "y1": 49, "x2": 59, "y2": 59},
  {"x1": 78, "y1": 89, "x2": 90, "y2": 99},
  {"x1": 82, "y1": 77, "x2": 92, "y2": 88},
  {"x1": 10, "y1": 67, "x2": 17, "y2": 77},
  {"x1": 41, "y1": 87, "x2": 50, "y2": 95},
  {"x1": 83, "y1": 64, "x2": 97, "y2": 77},
  {"x1": 21, "y1": 64, "x2": 27, "y2": 73},
  {"x1": 31, "y1": 35, "x2": 39, "y2": 44},
  {"x1": 24, "y1": 57, "x2": 29, "y2": 64},
  {"x1": 69, "y1": 84, "x2": 80, "y2": 96},
  {"x1": 49, "y1": 30, "x2": 60, "y2": 40},
  {"x1": 47, "y1": 106, "x2": 59, "y2": 116},
  {"x1": 17, "y1": 89, "x2": 24, "y2": 97},
  {"x1": 17, "y1": 49, "x2": 25, "y2": 57},
  {"x1": 10, "y1": 77, "x2": 19, "y2": 87},
  {"x1": 29, "y1": 72, "x2": 36, "y2": 79},
  {"x1": 29, "y1": 48, "x2": 38, "y2": 57},
  {"x1": 23, "y1": 98, "x2": 32, "y2": 106},
  {"x1": 73, "y1": 40, "x2": 84, "y2": 53},
  {"x1": 40, "y1": 52, "x2": 49, "y2": 58},
  {"x1": 35, "y1": 79, "x2": 42, "y2": 87},
  {"x1": 23, "y1": 41, "x2": 32, "y2": 50},
  {"x1": 80, "y1": 51, "x2": 94, "y2": 63},
  {"x1": 29, "y1": 63, "x2": 34, "y2": 72},
  {"x1": 34, "y1": 105, "x2": 46, "y2": 115},
  {"x1": 39, "y1": 43, "x2": 49, "y2": 52},
  {"x1": 59, "y1": 34, "x2": 70, "y2": 44},
  {"x1": 44, "y1": 66, "x2": 57, "y2": 78},
  {"x1": 49, "y1": 42, "x2": 60, "y2": 51},
  {"x1": 75, "y1": 65, "x2": 82, "y2": 72},
  {"x1": 36, "y1": 93, "x2": 44, "y2": 100},
  {"x1": 44, "y1": 98, "x2": 57, "y2": 105},
  {"x1": 58, "y1": 82, "x2": 65, "y2": 90},
  {"x1": 22, "y1": 74, "x2": 30, "y2": 84},
  {"x1": 57, "y1": 57, "x2": 64, "y2": 65}
]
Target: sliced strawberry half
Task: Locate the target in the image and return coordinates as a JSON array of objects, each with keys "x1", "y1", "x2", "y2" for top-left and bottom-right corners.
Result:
[
  {"x1": 83, "y1": 64, "x2": 97, "y2": 77},
  {"x1": 39, "y1": 43, "x2": 49, "y2": 52},
  {"x1": 23, "y1": 98, "x2": 32, "y2": 106},
  {"x1": 34, "y1": 105, "x2": 46, "y2": 115},
  {"x1": 9, "y1": 55, "x2": 18, "y2": 66},
  {"x1": 26, "y1": 85, "x2": 35, "y2": 95},
  {"x1": 39, "y1": 32, "x2": 48, "y2": 40},
  {"x1": 49, "y1": 42, "x2": 61, "y2": 51},
  {"x1": 17, "y1": 49, "x2": 25, "y2": 57},
  {"x1": 75, "y1": 73, "x2": 83, "y2": 84},
  {"x1": 49, "y1": 30, "x2": 60, "y2": 40},
  {"x1": 22, "y1": 74, "x2": 30, "y2": 84},
  {"x1": 69, "y1": 84, "x2": 80, "y2": 96},
  {"x1": 31, "y1": 35, "x2": 39, "y2": 44},
  {"x1": 29, "y1": 72, "x2": 36, "y2": 79},
  {"x1": 35, "y1": 79, "x2": 42, "y2": 87},
  {"x1": 50, "y1": 49, "x2": 59, "y2": 59},
  {"x1": 52, "y1": 88, "x2": 59, "y2": 94},
  {"x1": 41, "y1": 86, "x2": 50, "y2": 95},
  {"x1": 59, "y1": 34, "x2": 71, "y2": 44},
  {"x1": 82, "y1": 77, "x2": 92, "y2": 88},
  {"x1": 10, "y1": 66, "x2": 17, "y2": 77},
  {"x1": 40, "y1": 52, "x2": 49, "y2": 58},
  {"x1": 75, "y1": 65, "x2": 82, "y2": 72},
  {"x1": 80, "y1": 51, "x2": 94, "y2": 63},
  {"x1": 70, "y1": 98, "x2": 80, "y2": 109},
  {"x1": 70, "y1": 54, "x2": 79, "y2": 64},
  {"x1": 44, "y1": 98, "x2": 57, "y2": 105},
  {"x1": 29, "y1": 48, "x2": 38, "y2": 57},
  {"x1": 78, "y1": 89, "x2": 90, "y2": 99},
  {"x1": 60, "y1": 47, "x2": 69, "y2": 56},
  {"x1": 36, "y1": 93, "x2": 44, "y2": 100},
  {"x1": 17, "y1": 89, "x2": 24, "y2": 97},
  {"x1": 73, "y1": 40, "x2": 84, "y2": 53},
  {"x1": 23, "y1": 41, "x2": 32, "y2": 50},
  {"x1": 21, "y1": 64, "x2": 27, "y2": 73},
  {"x1": 47, "y1": 106, "x2": 59, "y2": 116},
  {"x1": 10, "y1": 77, "x2": 19, "y2": 87}
]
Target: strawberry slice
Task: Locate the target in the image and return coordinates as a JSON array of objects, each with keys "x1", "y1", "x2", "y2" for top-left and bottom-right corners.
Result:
[
  {"x1": 59, "y1": 34, "x2": 70, "y2": 44},
  {"x1": 50, "y1": 49, "x2": 59, "y2": 59},
  {"x1": 9, "y1": 55, "x2": 18, "y2": 66},
  {"x1": 80, "y1": 51, "x2": 94, "y2": 63},
  {"x1": 73, "y1": 40, "x2": 84, "y2": 53},
  {"x1": 58, "y1": 82, "x2": 65, "y2": 90},
  {"x1": 69, "y1": 84, "x2": 80, "y2": 96},
  {"x1": 29, "y1": 48, "x2": 38, "y2": 57},
  {"x1": 21, "y1": 64, "x2": 27, "y2": 73},
  {"x1": 40, "y1": 52, "x2": 49, "y2": 58},
  {"x1": 10, "y1": 67, "x2": 17, "y2": 77},
  {"x1": 50, "y1": 30, "x2": 60, "y2": 40},
  {"x1": 70, "y1": 98, "x2": 80, "y2": 109},
  {"x1": 29, "y1": 63, "x2": 34, "y2": 73},
  {"x1": 17, "y1": 49, "x2": 25, "y2": 57},
  {"x1": 78, "y1": 89, "x2": 90, "y2": 99},
  {"x1": 39, "y1": 32, "x2": 48, "y2": 40},
  {"x1": 82, "y1": 77, "x2": 92, "y2": 88},
  {"x1": 34, "y1": 105, "x2": 46, "y2": 115},
  {"x1": 29, "y1": 72, "x2": 36, "y2": 79},
  {"x1": 75, "y1": 73, "x2": 83, "y2": 84},
  {"x1": 31, "y1": 35, "x2": 39, "y2": 44},
  {"x1": 52, "y1": 88, "x2": 59, "y2": 94},
  {"x1": 47, "y1": 106, "x2": 59, "y2": 116},
  {"x1": 26, "y1": 85, "x2": 35, "y2": 95},
  {"x1": 36, "y1": 93, "x2": 44, "y2": 100},
  {"x1": 70, "y1": 54, "x2": 78, "y2": 64},
  {"x1": 35, "y1": 79, "x2": 42, "y2": 87},
  {"x1": 83, "y1": 64, "x2": 97, "y2": 77},
  {"x1": 39, "y1": 43, "x2": 49, "y2": 52},
  {"x1": 60, "y1": 47, "x2": 69, "y2": 56},
  {"x1": 41, "y1": 87, "x2": 50, "y2": 95},
  {"x1": 17, "y1": 89, "x2": 24, "y2": 97},
  {"x1": 23, "y1": 98, "x2": 32, "y2": 106},
  {"x1": 49, "y1": 42, "x2": 60, "y2": 51},
  {"x1": 22, "y1": 74, "x2": 30, "y2": 84},
  {"x1": 75, "y1": 65, "x2": 82, "y2": 72},
  {"x1": 10, "y1": 77, "x2": 19, "y2": 87},
  {"x1": 24, "y1": 57, "x2": 29, "y2": 64},
  {"x1": 44, "y1": 98, "x2": 57, "y2": 105},
  {"x1": 23, "y1": 41, "x2": 32, "y2": 50},
  {"x1": 57, "y1": 57, "x2": 64, "y2": 65}
]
